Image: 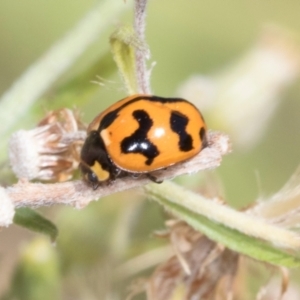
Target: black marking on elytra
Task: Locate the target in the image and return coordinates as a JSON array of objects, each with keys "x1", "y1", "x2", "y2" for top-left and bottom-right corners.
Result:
[
  {"x1": 99, "y1": 110, "x2": 119, "y2": 131},
  {"x1": 199, "y1": 127, "x2": 208, "y2": 149},
  {"x1": 97, "y1": 95, "x2": 199, "y2": 131},
  {"x1": 122, "y1": 95, "x2": 196, "y2": 106},
  {"x1": 170, "y1": 111, "x2": 193, "y2": 152},
  {"x1": 121, "y1": 110, "x2": 159, "y2": 166}
]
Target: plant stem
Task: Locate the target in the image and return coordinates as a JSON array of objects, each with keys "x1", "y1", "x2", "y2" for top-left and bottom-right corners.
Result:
[{"x1": 134, "y1": 0, "x2": 151, "y2": 94}]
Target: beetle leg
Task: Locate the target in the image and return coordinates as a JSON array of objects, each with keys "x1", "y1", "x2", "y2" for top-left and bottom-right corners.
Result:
[
  {"x1": 130, "y1": 173, "x2": 140, "y2": 179},
  {"x1": 147, "y1": 173, "x2": 163, "y2": 184}
]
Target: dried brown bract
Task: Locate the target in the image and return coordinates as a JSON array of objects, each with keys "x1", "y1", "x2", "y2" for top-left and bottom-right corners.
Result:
[{"x1": 146, "y1": 220, "x2": 239, "y2": 300}]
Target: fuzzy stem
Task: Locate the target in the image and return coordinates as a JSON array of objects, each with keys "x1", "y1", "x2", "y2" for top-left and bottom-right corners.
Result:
[
  {"x1": 145, "y1": 181, "x2": 300, "y2": 250},
  {"x1": 134, "y1": 0, "x2": 151, "y2": 94},
  {"x1": 6, "y1": 131, "x2": 229, "y2": 209}
]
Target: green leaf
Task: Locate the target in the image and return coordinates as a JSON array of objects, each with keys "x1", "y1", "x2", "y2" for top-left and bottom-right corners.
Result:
[
  {"x1": 14, "y1": 208, "x2": 58, "y2": 242},
  {"x1": 110, "y1": 26, "x2": 144, "y2": 95},
  {"x1": 146, "y1": 186, "x2": 300, "y2": 268}
]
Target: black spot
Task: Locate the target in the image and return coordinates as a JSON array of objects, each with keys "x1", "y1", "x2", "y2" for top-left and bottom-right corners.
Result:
[
  {"x1": 170, "y1": 111, "x2": 193, "y2": 152},
  {"x1": 97, "y1": 95, "x2": 197, "y2": 131},
  {"x1": 99, "y1": 110, "x2": 119, "y2": 131},
  {"x1": 121, "y1": 110, "x2": 159, "y2": 166},
  {"x1": 199, "y1": 127, "x2": 208, "y2": 149}
]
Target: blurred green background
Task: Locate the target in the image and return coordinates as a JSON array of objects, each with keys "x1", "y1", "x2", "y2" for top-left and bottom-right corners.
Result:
[{"x1": 0, "y1": 0, "x2": 300, "y2": 299}]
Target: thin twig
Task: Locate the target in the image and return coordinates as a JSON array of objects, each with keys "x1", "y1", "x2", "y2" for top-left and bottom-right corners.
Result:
[{"x1": 6, "y1": 131, "x2": 230, "y2": 209}]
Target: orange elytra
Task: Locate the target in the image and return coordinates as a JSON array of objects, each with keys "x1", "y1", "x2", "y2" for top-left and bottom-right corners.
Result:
[{"x1": 80, "y1": 94, "x2": 208, "y2": 189}]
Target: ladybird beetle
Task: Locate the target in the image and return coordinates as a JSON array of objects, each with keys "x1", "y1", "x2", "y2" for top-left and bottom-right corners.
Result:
[{"x1": 80, "y1": 94, "x2": 208, "y2": 189}]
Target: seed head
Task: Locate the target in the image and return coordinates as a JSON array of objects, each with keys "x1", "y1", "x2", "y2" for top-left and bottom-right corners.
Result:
[{"x1": 9, "y1": 109, "x2": 86, "y2": 182}]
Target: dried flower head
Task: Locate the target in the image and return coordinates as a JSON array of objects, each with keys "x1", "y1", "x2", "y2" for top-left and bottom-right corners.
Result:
[
  {"x1": 9, "y1": 108, "x2": 86, "y2": 182},
  {"x1": 146, "y1": 220, "x2": 239, "y2": 300}
]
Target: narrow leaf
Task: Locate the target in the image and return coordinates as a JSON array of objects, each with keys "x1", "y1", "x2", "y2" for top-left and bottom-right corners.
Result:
[
  {"x1": 13, "y1": 208, "x2": 58, "y2": 242},
  {"x1": 146, "y1": 187, "x2": 300, "y2": 268},
  {"x1": 110, "y1": 26, "x2": 146, "y2": 95}
]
